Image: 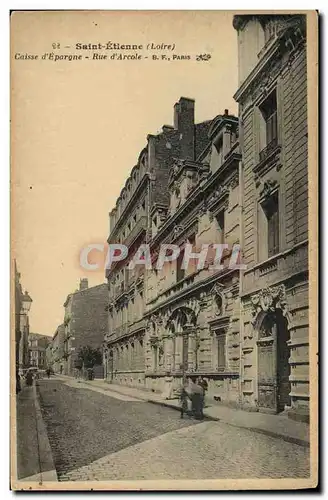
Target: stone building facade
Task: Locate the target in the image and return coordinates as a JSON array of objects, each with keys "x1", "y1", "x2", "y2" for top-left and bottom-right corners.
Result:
[
  {"x1": 14, "y1": 260, "x2": 32, "y2": 373},
  {"x1": 62, "y1": 279, "x2": 108, "y2": 376},
  {"x1": 49, "y1": 279, "x2": 108, "y2": 376},
  {"x1": 233, "y1": 14, "x2": 309, "y2": 421},
  {"x1": 104, "y1": 14, "x2": 309, "y2": 421},
  {"x1": 144, "y1": 112, "x2": 241, "y2": 402},
  {"x1": 105, "y1": 97, "x2": 214, "y2": 388},
  {"x1": 28, "y1": 333, "x2": 50, "y2": 369},
  {"x1": 51, "y1": 324, "x2": 65, "y2": 374}
]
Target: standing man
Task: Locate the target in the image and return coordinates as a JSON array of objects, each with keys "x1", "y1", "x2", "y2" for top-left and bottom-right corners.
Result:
[
  {"x1": 198, "y1": 376, "x2": 208, "y2": 409},
  {"x1": 190, "y1": 376, "x2": 204, "y2": 420},
  {"x1": 179, "y1": 379, "x2": 189, "y2": 419}
]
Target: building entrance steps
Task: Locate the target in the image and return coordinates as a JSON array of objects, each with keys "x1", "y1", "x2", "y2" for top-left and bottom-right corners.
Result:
[{"x1": 55, "y1": 374, "x2": 310, "y2": 448}]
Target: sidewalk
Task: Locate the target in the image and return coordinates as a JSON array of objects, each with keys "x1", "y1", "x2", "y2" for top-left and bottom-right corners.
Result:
[
  {"x1": 14, "y1": 382, "x2": 57, "y2": 484},
  {"x1": 58, "y1": 375, "x2": 309, "y2": 448}
]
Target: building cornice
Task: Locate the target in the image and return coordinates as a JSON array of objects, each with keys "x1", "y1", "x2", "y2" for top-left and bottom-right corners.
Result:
[
  {"x1": 144, "y1": 268, "x2": 235, "y2": 318},
  {"x1": 108, "y1": 172, "x2": 150, "y2": 243},
  {"x1": 234, "y1": 16, "x2": 306, "y2": 104}
]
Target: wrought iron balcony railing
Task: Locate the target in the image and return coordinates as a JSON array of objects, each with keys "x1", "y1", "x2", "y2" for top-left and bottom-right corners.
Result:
[{"x1": 259, "y1": 136, "x2": 278, "y2": 164}]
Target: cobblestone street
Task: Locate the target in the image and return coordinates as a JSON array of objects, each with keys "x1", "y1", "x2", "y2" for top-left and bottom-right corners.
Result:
[{"x1": 37, "y1": 378, "x2": 310, "y2": 481}]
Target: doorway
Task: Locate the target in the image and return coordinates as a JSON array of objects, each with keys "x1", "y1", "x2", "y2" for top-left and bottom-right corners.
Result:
[
  {"x1": 257, "y1": 310, "x2": 291, "y2": 413},
  {"x1": 276, "y1": 312, "x2": 291, "y2": 411}
]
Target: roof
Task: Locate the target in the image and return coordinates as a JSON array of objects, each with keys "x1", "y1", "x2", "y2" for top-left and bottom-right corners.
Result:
[{"x1": 29, "y1": 333, "x2": 50, "y2": 341}]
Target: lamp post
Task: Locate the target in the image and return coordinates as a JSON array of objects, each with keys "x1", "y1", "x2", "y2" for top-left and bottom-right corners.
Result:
[{"x1": 19, "y1": 291, "x2": 32, "y2": 372}]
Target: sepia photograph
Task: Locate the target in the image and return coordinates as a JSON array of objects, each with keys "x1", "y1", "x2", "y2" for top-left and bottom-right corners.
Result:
[{"x1": 10, "y1": 10, "x2": 318, "y2": 491}]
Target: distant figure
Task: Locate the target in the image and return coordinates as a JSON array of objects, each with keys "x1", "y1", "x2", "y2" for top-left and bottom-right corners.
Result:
[
  {"x1": 179, "y1": 379, "x2": 189, "y2": 419},
  {"x1": 198, "y1": 376, "x2": 208, "y2": 408},
  {"x1": 16, "y1": 370, "x2": 21, "y2": 394},
  {"x1": 46, "y1": 368, "x2": 51, "y2": 379},
  {"x1": 25, "y1": 370, "x2": 33, "y2": 387},
  {"x1": 190, "y1": 376, "x2": 204, "y2": 420}
]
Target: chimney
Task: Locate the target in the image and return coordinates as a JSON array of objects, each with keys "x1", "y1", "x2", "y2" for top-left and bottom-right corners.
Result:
[
  {"x1": 173, "y1": 97, "x2": 195, "y2": 160},
  {"x1": 79, "y1": 278, "x2": 88, "y2": 291},
  {"x1": 224, "y1": 109, "x2": 229, "y2": 116}
]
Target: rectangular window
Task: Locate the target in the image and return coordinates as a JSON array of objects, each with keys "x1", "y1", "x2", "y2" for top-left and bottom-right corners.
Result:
[
  {"x1": 216, "y1": 210, "x2": 225, "y2": 244},
  {"x1": 176, "y1": 248, "x2": 185, "y2": 282},
  {"x1": 217, "y1": 331, "x2": 226, "y2": 371},
  {"x1": 213, "y1": 135, "x2": 224, "y2": 167},
  {"x1": 259, "y1": 90, "x2": 278, "y2": 157},
  {"x1": 263, "y1": 191, "x2": 279, "y2": 258},
  {"x1": 153, "y1": 346, "x2": 158, "y2": 372}
]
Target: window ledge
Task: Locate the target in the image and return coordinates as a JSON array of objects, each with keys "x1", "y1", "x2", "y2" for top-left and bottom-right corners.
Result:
[{"x1": 253, "y1": 143, "x2": 281, "y2": 178}]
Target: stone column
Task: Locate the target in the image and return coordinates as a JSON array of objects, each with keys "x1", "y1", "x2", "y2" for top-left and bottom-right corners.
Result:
[
  {"x1": 175, "y1": 334, "x2": 183, "y2": 371},
  {"x1": 165, "y1": 335, "x2": 174, "y2": 372},
  {"x1": 187, "y1": 331, "x2": 197, "y2": 372}
]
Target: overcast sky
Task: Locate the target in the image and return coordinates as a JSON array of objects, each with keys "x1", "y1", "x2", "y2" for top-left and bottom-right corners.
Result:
[{"x1": 12, "y1": 11, "x2": 238, "y2": 336}]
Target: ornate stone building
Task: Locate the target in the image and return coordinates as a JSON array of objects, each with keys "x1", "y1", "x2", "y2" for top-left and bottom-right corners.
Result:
[
  {"x1": 104, "y1": 14, "x2": 309, "y2": 420},
  {"x1": 144, "y1": 112, "x2": 241, "y2": 402},
  {"x1": 105, "y1": 97, "x2": 217, "y2": 388},
  {"x1": 233, "y1": 14, "x2": 309, "y2": 421}
]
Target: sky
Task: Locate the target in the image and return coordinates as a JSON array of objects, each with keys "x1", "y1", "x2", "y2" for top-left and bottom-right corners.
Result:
[{"x1": 11, "y1": 11, "x2": 238, "y2": 336}]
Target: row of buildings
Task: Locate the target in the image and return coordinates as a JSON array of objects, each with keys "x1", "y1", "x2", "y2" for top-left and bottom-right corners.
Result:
[
  {"x1": 14, "y1": 261, "x2": 33, "y2": 374},
  {"x1": 14, "y1": 262, "x2": 50, "y2": 372},
  {"x1": 46, "y1": 279, "x2": 108, "y2": 376},
  {"x1": 103, "y1": 14, "x2": 310, "y2": 422}
]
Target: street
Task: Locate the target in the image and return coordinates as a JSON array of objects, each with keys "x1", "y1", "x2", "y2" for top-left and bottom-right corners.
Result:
[{"x1": 36, "y1": 378, "x2": 310, "y2": 481}]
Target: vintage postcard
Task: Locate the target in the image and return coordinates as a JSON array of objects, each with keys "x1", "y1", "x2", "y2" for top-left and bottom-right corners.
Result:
[{"x1": 11, "y1": 10, "x2": 318, "y2": 491}]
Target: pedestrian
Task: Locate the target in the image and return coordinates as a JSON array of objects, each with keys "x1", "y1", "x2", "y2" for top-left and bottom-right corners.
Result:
[
  {"x1": 198, "y1": 376, "x2": 208, "y2": 408},
  {"x1": 179, "y1": 380, "x2": 189, "y2": 419},
  {"x1": 190, "y1": 376, "x2": 204, "y2": 420},
  {"x1": 26, "y1": 370, "x2": 33, "y2": 387},
  {"x1": 16, "y1": 370, "x2": 21, "y2": 394},
  {"x1": 46, "y1": 368, "x2": 51, "y2": 379}
]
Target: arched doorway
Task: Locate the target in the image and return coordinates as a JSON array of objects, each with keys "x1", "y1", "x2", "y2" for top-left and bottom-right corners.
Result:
[
  {"x1": 166, "y1": 306, "x2": 197, "y2": 376},
  {"x1": 256, "y1": 309, "x2": 291, "y2": 412}
]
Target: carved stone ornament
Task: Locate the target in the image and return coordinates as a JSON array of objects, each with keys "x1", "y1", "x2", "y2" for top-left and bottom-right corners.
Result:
[
  {"x1": 229, "y1": 174, "x2": 239, "y2": 190},
  {"x1": 198, "y1": 201, "x2": 208, "y2": 217},
  {"x1": 199, "y1": 290, "x2": 211, "y2": 309},
  {"x1": 173, "y1": 224, "x2": 184, "y2": 238},
  {"x1": 250, "y1": 285, "x2": 288, "y2": 325},
  {"x1": 208, "y1": 185, "x2": 228, "y2": 205},
  {"x1": 149, "y1": 335, "x2": 159, "y2": 347},
  {"x1": 259, "y1": 179, "x2": 278, "y2": 199}
]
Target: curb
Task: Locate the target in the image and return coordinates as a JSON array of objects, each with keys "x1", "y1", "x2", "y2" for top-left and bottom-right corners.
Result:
[
  {"x1": 145, "y1": 398, "x2": 310, "y2": 448},
  {"x1": 33, "y1": 382, "x2": 58, "y2": 482}
]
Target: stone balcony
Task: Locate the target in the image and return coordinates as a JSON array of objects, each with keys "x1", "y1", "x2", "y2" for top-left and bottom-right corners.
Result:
[
  {"x1": 242, "y1": 240, "x2": 308, "y2": 296},
  {"x1": 123, "y1": 216, "x2": 147, "y2": 248}
]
